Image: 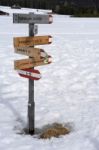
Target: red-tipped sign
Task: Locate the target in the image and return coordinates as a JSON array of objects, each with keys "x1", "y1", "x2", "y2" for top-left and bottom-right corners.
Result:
[
  {"x1": 40, "y1": 50, "x2": 52, "y2": 63},
  {"x1": 17, "y1": 68, "x2": 41, "y2": 80}
]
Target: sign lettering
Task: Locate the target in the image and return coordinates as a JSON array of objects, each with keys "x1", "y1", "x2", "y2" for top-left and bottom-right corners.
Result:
[
  {"x1": 14, "y1": 35, "x2": 52, "y2": 48},
  {"x1": 14, "y1": 56, "x2": 52, "y2": 70},
  {"x1": 15, "y1": 47, "x2": 41, "y2": 58},
  {"x1": 13, "y1": 13, "x2": 53, "y2": 24}
]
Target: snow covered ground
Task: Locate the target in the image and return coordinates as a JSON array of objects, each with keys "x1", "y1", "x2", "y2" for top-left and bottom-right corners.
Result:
[{"x1": 1, "y1": 6, "x2": 99, "y2": 150}]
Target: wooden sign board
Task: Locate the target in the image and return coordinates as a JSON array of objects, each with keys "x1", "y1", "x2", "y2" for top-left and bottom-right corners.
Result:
[
  {"x1": 14, "y1": 35, "x2": 52, "y2": 48},
  {"x1": 14, "y1": 56, "x2": 52, "y2": 70},
  {"x1": 13, "y1": 13, "x2": 53, "y2": 24}
]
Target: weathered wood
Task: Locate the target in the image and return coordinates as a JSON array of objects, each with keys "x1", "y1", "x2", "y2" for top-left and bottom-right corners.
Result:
[
  {"x1": 14, "y1": 57, "x2": 51, "y2": 70},
  {"x1": 14, "y1": 35, "x2": 52, "y2": 48}
]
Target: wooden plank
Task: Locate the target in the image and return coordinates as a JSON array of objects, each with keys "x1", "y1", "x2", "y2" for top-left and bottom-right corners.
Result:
[
  {"x1": 14, "y1": 35, "x2": 52, "y2": 48},
  {"x1": 14, "y1": 57, "x2": 52, "y2": 70},
  {"x1": 13, "y1": 13, "x2": 53, "y2": 24},
  {"x1": 15, "y1": 47, "x2": 41, "y2": 58}
]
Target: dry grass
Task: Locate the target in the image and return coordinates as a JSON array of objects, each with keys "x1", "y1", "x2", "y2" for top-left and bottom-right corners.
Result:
[
  {"x1": 17, "y1": 122, "x2": 72, "y2": 139},
  {"x1": 40, "y1": 123, "x2": 70, "y2": 139}
]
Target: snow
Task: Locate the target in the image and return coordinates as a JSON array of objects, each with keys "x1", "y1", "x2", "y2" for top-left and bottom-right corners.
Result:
[
  {"x1": 1, "y1": 6, "x2": 99, "y2": 150},
  {"x1": 0, "y1": 5, "x2": 52, "y2": 14}
]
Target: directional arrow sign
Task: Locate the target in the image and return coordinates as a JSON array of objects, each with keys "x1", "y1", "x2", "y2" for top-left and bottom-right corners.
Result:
[
  {"x1": 17, "y1": 68, "x2": 41, "y2": 80},
  {"x1": 15, "y1": 47, "x2": 50, "y2": 59},
  {"x1": 13, "y1": 13, "x2": 53, "y2": 24},
  {"x1": 14, "y1": 35, "x2": 52, "y2": 48},
  {"x1": 40, "y1": 49, "x2": 49, "y2": 58},
  {"x1": 14, "y1": 56, "x2": 52, "y2": 70}
]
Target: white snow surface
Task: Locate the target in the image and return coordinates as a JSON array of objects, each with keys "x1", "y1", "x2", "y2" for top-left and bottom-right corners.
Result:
[{"x1": 1, "y1": 6, "x2": 99, "y2": 150}]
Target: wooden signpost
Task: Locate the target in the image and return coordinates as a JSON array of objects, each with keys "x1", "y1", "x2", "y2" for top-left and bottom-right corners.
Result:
[
  {"x1": 14, "y1": 35, "x2": 52, "y2": 48},
  {"x1": 14, "y1": 56, "x2": 52, "y2": 70},
  {"x1": 13, "y1": 12, "x2": 53, "y2": 135}
]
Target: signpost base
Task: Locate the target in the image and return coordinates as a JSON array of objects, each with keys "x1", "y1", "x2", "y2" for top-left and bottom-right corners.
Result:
[{"x1": 29, "y1": 129, "x2": 34, "y2": 135}]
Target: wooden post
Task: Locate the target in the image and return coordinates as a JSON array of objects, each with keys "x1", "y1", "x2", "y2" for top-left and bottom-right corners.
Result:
[{"x1": 28, "y1": 22, "x2": 35, "y2": 135}]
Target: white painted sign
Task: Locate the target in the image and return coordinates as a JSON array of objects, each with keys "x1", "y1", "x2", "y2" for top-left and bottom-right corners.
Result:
[
  {"x1": 17, "y1": 68, "x2": 41, "y2": 80},
  {"x1": 33, "y1": 25, "x2": 38, "y2": 35},
  {"x1": 13, "y1": 13, "x2": 53, "y2": 24}
]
